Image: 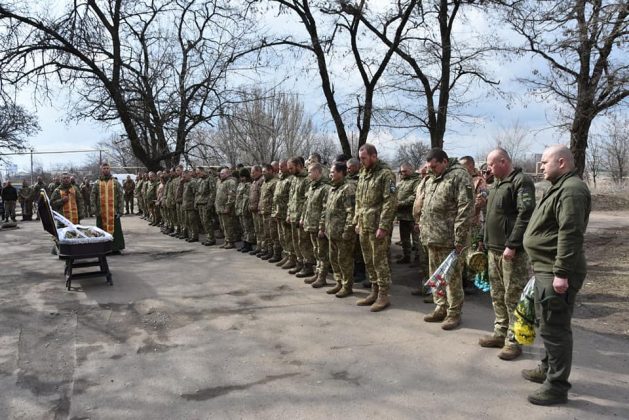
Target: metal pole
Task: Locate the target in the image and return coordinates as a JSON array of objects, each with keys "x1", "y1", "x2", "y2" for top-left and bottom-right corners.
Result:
[
  {"x1": 30, "y1": 149, "x2": 34, "y2": 185},
  {"x1": 99, "y1": 150, "x2": 102, "y2": 165}
]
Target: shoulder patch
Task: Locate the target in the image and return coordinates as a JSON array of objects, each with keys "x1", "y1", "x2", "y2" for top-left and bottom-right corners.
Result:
[{"x1": 390, "y1": 180, "x2": 397, "y2": 194}]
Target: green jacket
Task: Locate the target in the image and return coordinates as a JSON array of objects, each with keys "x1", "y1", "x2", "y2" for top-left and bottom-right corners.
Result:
[
  {"x1": 396, "y1": 173, "x2": 420, "y2": 221},
  {"x1": 323, "y1": 179, "x2": 356, "y2": 240},
  {"x1": 484, "y1": 168, "x2": 535, "y2": 252},
  {"x1": 419, "y1": 159, "x2": 473, "y2": 247},
  {"x1": 301, "y1": 178, "x2": 329, "y2": 232},
  {"x1": 523, "y1": 171, "x2": 590, "y2": 280},
  {"x1": 235, "y1": 181, "x2": 251, "y2": 216},
  {"x1": 215, "y1": 177, "x2": 237, "y2": 214},
  {"x1": 146, "y1": 180, "x2": 159, "y2": 203},
  {"x1": 249, "y1": 176, "x2": 264, "y2": 213},
  {"x1": 287, "y1": 170, "x2": 310, "y2": 223},
  {"x1": 272, "y1": 173, "x2": 293, "y2": 219},
  {"x1": 353, "y1": 160, "x2": 397, "y2": 233},
  {"x1": 194, "y1": 176, "x2": 210, "y2": 206},
  {"x1": 182, "y1": 179, "x2": 196, "y2": 210},
  {"x1": 259, "y1": 175, "x2": 279, "y2": 216}
]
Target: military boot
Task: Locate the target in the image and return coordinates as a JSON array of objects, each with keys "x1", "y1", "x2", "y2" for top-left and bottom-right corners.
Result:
[
  {"x1": 423, "y1": 306, "x2": 447, "y2": 322},
  {"x1": 327, "y1": 282, "x2": 342, "y2": 294},
  {"x1": 249, "y1": 246, "x2": 259, "y2": 255},
  {"x1": 521, "y1": 365, "x2": 547, "y2": 384},
  {"x1": 370, "y1": 286, "x2": 390, "y2": 312},
  {"x1": 441, "y1": 314, "x2": 461, "y2": 330},
  {"x1": 268, "y1": 251, "x2": 282, "y2": 263},
  {"x1": 241, "y1": 242, "x2": 252, "y2": 253},
  {"x1": 288, "y1": 261, "x2": 303, "y2": 275},
  {"x1": 224, "y1": 242, "x2": 235, "y2": 249},
  {"x1": 275, "y1": 255, "x2": 289, "y2": 267},
  {"x1": 311, "y1": 270, "x2": 328, "y2": 288},
  {"x1": 478, "y1": 335, "x2": 505, "y2": 348},
  {"x1": 498, "y1": 343, "x2": 522, "y2": 360},
  {"x1": 260, "y1": 250, "x2": 272, "y2": 260},
  {"x1": 527, "y1": 388, "x2": 568, "y2": 406},
  {"x1": 356, "y1": 284, "x2": 379, "y2": 306},
  {"x1": 396, "y1": 255, "x2": 411, "y2": 264},
  {"x1": 304, "y1": 269, "x2": 318, "y2": 284},
  {"x1": 295, "y1": 263, "x2": 315, "y2": 278},
  {"x1": 281, "y1": 255, "x2": 297, "y2": 270},
  {"x1": 335, "y1": 285, "x2": 353, "y2": 298}
]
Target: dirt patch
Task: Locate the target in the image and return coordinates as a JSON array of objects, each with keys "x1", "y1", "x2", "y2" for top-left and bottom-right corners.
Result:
[
  {"x1": 574, "y1": 225, "x2": 629, "y2": 338},
  {"x1": 591, "y1": 191, "x2": 629, "y2": 211}
]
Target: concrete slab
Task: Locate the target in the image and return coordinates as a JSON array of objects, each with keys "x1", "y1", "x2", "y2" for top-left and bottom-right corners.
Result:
[{"x1": 0, "y1": 216, "x2": 627, "y2": 419}]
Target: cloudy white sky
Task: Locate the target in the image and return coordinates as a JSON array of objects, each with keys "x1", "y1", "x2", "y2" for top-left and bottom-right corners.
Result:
[{"x1": 5, "y1": 1, "x2": 571, "y2": 173}]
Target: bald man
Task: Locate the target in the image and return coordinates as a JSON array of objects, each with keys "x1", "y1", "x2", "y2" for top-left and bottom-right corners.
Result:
[{"x1": 522, "y1": 145, "x2": 591, "y2": 406}]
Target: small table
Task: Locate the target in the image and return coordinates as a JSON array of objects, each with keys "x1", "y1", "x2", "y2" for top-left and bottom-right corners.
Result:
[{"x1": 60, "y1": 252, "x2": 113, "y2": 291}]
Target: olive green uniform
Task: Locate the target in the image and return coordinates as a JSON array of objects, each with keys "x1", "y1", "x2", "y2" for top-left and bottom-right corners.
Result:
[{"x1": 324, "y1": 179, "x2": 356, "y2": 288}]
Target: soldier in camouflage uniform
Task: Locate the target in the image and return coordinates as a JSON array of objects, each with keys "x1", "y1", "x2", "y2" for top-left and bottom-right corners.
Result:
[
  {"x1": 166, "y1": 167, "x2": 181, "y2": 235},
  {"x1": 174, "y1": 168, "x2": 187, "y2": 239},
  {"x1": 134, "y1": 173, "x2": 144, "y2": 216},
  {"x1": 322, "y1": 161, "x2": 356, "y2": 297},
  {"x1": 123, "y1": 175, "x2": 135, "y2": 215},
  {"x1": 301, "y1": 163, "x2": 330, "y2": 285},
  {"x1": 286, "y1": 157, "x2": 312, "y2": 276},
  {"x1": 347, "y1": 158, "x2": 367, "y2": 287},
  {"x1": 479, "y1": 148, "x2": 535, "y2": 360},
  {"x1": 159, "y1": 171, "x2": 171, "y2": 233},
  {"x1": 259, "y1": 164, "x2": 280, "y2": 260},
  {"x1": 234, "y1": 168, "x2": 253, "y2": 251},
  {"x1": 79, "y1": 177, "x2": 93, "y2": 217},
  {"x1": 353, "y1": 144, "x2": 398, "y2": 312},
  {"x1": 145, "y1": 172, "x2": 159, "y2": 225},
  {"x1": 396, "y1": 163, "x2": 420, "y2": 264},
  {"x1": 194, "y1": 167, "x2": 215, "y2": 246},
  {"x1": 215, "y1": 167, "x2": 238, "y2": 249},
  {"x1": 181, "y1": 170, "x2": 200, "y2": 242},
  {"x1": 273, "y1": 160, "x2": 295, "y2": 267},
  {"x1": 411, "y1": 164, "x2": 431, "y2": 298},
  {"x1": 248, "y1": 165, "x2": 264, "y2": 254},
  {"x1": 419, "y1": 148, "x2": 474, "y2": 329}
]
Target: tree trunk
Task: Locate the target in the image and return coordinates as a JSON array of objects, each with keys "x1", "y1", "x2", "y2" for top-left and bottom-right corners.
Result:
[{"x1": 569, "y1": 114, "x2": 592, "y2": 178}]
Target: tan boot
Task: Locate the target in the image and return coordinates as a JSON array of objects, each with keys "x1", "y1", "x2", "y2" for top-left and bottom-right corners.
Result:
[
  {"x1": 370, "y1": 287, "x2": 390, "y2": 312},
  {"x1": 295, "y1": 263, "x2": 315, "y2": 278},
  {"x1": 478, "y1": 335, "x2": 505, "y2": 348},
  {"x1": 335, "y1": 285, "x2": 353, "y2": 298},
  {"x1": 498, "y1": 343, "x2": 522, "y2": 360},
  {"x1": 356, "y1": 284, "x2": 379, "y2": 306},
  {"x1": 423, "y1": 306, "x2": 447, "y2": 322},
  {"x1": 275, "y1": 255, "x2": 289, "y2": 267},
  {"x1": 327, "y1": 282, "x2": 342, "y2": 294},
  {"x1": 304, "y1": 271, "x2": 318, "y2": 284},
  {"x1": 441, "y1": 314, "x2": 461, "y2": 330},
  {"x1": 281, "y1": 255, "x2": 297, "y2": 269},
  {"x1": 311, "y1": 271, "x2": 329, "y2": 288}
]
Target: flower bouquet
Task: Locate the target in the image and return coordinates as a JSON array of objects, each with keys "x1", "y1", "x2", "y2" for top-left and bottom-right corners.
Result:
[
  {"x1": 424, "y1": 250, "x2": 459, "y2": 298},
  {"x1": 513, "y1": 277, "x2": 536, "y2": 345}
]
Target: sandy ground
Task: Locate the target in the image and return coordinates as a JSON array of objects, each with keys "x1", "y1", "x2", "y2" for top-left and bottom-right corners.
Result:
[{"x1": 0, "y1": 214, "x2": 627, "y2": 420}]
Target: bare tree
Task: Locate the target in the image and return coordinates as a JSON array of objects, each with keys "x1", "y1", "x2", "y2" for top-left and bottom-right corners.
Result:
[
  {"x1": 504, "y1": 0, "x2": 629, "y2": 176},
  {"x1": 93, "y1": 135, "x2": 145, "y2": 171},
  {"x1": 0, "y1": 1, "x2": 261, "y2": 171},
  {"x1": 0, "y1": 101, "x2": 39, "y2": 161},
  {"x1": 603, "y1": 115, "x2": 628, "y2": 184},
  {"x1": 493, "y1": 120, "x2": 531, "y2": 164},
  {"x1": 394, "y1": 141, "x2": 431, "y2": 168},
  {"x1": 586, "y1": 135, "x2": 604, "y2": 187}
]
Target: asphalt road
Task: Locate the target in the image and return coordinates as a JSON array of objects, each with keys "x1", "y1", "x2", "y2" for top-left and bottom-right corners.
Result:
[{"x1": 0, "y1": 215, "x2": 627, "y2": 419}]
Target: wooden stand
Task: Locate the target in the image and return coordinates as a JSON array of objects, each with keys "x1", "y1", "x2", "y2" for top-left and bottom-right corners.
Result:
[{"x1": 61, "y1": 253, "x2": 113, "y2": 291}]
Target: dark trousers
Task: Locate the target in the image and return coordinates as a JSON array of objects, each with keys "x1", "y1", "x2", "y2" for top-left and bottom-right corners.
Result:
[{"x1": 534, "y1": 271, "x2": 584, "y2": 394}]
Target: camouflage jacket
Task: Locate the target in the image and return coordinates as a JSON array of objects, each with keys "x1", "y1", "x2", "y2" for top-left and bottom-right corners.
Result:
[
  {"x1": 79, "y1": 182, "x2": 91, "y2": 203},
  {"x1": 123, "y1": 179, "x2": 135, "y2": 197},
  {"x1": 412, "y1": 176, "x2": 429, "y2": 223},
  {"x1": 301, "y1": 179, "x2": 329, "y2": 232},
  {"x1": 323, "y1": 179, "x2": 356, "y2": 240},
  {"x1": 182, "y1": 179, "x2": 197, "y2": 210},
  {"x1": 215, "y1": 177, "x2": 237, "y2": 214},
  {"x1": 272, "y1": 173, "x2": 293, "y2": 219},
  {"x1": 165, "y1": 177, "x2": 177, "y2": 208},
  {"x1": 235, "y1": 181, "x2": 251, "y2": 216},
  {"x1": 51, "y1": 184, "x2": 85, "y2": 220},
  {"x1": 18, "y1": 186, "x2": 33, "y2": 203},
  {"x1": 353, "y1": 160, "x2": 397, "y2": 233},
  {"x1": 194, "y1": 176, "x2": 210, "y2": 206},
  {"x1": 156, "y1": 181, "x2": 166, "y2": 205},
  {"x1": 419, "y1": 159, "x2": 474, "y2": 247},
  {"x1": 484, "y1": 167, "x2": 535, "y2": 252},
  {"x1": 248, "y1": 176, "x2": 264, "y2": 213},
  {"x1": 396, "y1": 173, "x2": 420, "y2": 221},
  {"x1": 146, "y1": 180, "x2": 159, "y2": 203},
  {"x1": 33, "y1": 181, "x2": 49, "y2": 198},
  {"x1": 259, "y1": 175, "x2": 278, "y2": 216},
  {"x1": 287, "y1": 170, "x2": 309, "y2": 223},
  {"x1": 175, "y1": 176, "x2": 185, "y2": 204}
]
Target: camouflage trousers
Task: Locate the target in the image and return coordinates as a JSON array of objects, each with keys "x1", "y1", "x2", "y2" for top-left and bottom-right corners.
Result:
[
  {"x1": 252, "y1": 212, "x2": 263, "y2": 249},
  {"x1": 175, "y1": 203, "x2": 183, "y2": 231},
  {"x1": 290, "y1": 223, "x2": 314, "y2": 264},
  {"x1": 428, "y1": 245, "x2": 464, "y2": 316},
  {"x1": 198, "y1": 205, "x2": 215, "y2": 241},
  {"x1": 124, "y1": 195, "x2": 134, "y2": 214},
  {"x1": 239, "y1": 213, "x2": 256, "y2": 243},
  {"x1": 359, "y1": 231, "x2": 391, "y2": 289},
  {"x1": 186, "y1": 209, "x2": 200, "y2": 240},
  {"x1": 309, "y1": 232, "x2": 329, "y2": 274},
  {"x1": 488, "y1": 249, "x2": 530, "y2": 340},
  {"x1": 262, "y1": 214, "x2": 280, "y2": 254},
  {"x1": 280, "y1": 220, "x2": 294, "y2": 256},
  {"x1": 418, "y1": 241, "x2": 430, "y2": 279},
  {"x1": 398, "y1": 220, "x2": 420, "y2": 258},
  {"x1": 167, "y1": 206, "x2": 176, "y2": 229},
  {"x1": 329, "y1": 236, "x2": 355, "y2": 287},
  {"x1": 218, "y1": 212, "x2": 236, "y2": 243}
]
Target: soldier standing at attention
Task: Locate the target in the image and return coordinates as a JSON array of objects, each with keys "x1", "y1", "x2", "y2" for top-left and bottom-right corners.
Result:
[
  {"x1": 353, "y1": 144, "x2": 397, "y2": 312},
  {"x1": 322, "y1": 161, "x2": 356, "y2": 297},
  {"x1": 258, "y1": 164, "x2": 280, "y2": 260},
  {"x1": 51, "y1": 173, "x2": 85, "y2": 224},
  {"x1": 522, "y1": 145, "x2": 591, "y2": 406},
  {"x1": 18, "y1": 180, "x2": 34, "y2": 221},
  {"x1": 286, "y1": 157, "x2": 311, "y2": 276},
  {"x1": 79, "y1": 177, "x2": 93, "y2": 217},
  {"x1": 347, "y1": 157, "x2": 367, "y2": 288},
  {"x1": 235, "y1": 168, "x2": 255, "y2": 252},
  {"x1": 248, "y1": 165, "x2": 264, "y2": 255},
  {"x1": 90, "y1": 163, "x2": 125, "y2": 253},
  {"x1": 123, "y1": 175, "x2": 135, "y2": 215},
  {"x1": 181, "y1": 170, "x2": 199, "y2": 242},
  {"x1": 479, "y1": 148, "x2": 535, "y2": 360},
  {"x1": 47, "y1": 176, "x2": 61, "y2": 199},
  {"x1": 145, "y1": 172, "x2": 159, "y2": 225},
  {"x1": 419, "y1": 148, "x2": 473, "y2": 329},
  {"x1": 194, "y1": 167, "x2": 215, "y2": 246},
  {"x1": 274, "y1": 160, "x2": 295, "y2": 267},
  {"x1": 134, "y1": 172, "x2": 144, "y2": 216},
  {"x1": 33, "y1": 176, "x2": 49, "y2": 220},
  {"x1": 395, "y1": 162, "x2": 420, "y2": 264},
  {"x1": 301, "y1": 162, "x2": 330, "y2": 286},
  {"x1": 215, "y1": 167, "x2": 238, "y2": 249}
]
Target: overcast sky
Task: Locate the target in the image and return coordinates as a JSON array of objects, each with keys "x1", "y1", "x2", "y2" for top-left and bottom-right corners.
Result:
[{"x1": 5, "y1": 2, "x2": 572, "y2": 174}]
